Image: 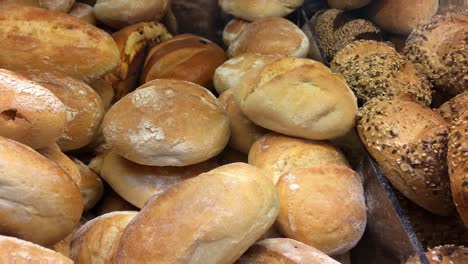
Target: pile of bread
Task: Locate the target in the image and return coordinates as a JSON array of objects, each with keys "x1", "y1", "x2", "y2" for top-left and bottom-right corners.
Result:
[{"x1": 0, "y1": 0, "x2": 466, "y2": 263}]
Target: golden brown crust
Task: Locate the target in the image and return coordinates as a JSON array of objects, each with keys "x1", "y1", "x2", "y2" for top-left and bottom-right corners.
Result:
[
  {"x1": 438, "y1": 91, "x2": 468, "y2": 124},
  {"x1": 72, "y1": 158, "x2": 104, "y2": 211},
  {"x1": 223, "y1": 19, "x2": 250, "y2": 46},
  {"x1": 219, "y1": 0, "x2": 303, "y2": 21},
  {"x1": 68, "y1": 2, "x2": 96, "y2": 25}
]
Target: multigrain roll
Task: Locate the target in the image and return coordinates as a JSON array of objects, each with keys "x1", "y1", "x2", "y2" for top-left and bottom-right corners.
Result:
[
  {"x1": 233, "y1": 57, "x2": 358, "y2": 140},
  {"x1": 249, "y1": 133, "x2": 349, "y2": 184},
  {"x1": 68, "y1": 2, "x2": 96, "y2": 25},
  {"x1": 403, "y1": 13, "x2": 467, "y2": 98},
  {"x1": 0, "y1": 69, "x2": 67, "y2": 150},
  {"x1": 102, "y1": 79, "x2": 230, "y2": 166},
  {"x1": 228, "y1": 17, "x2": 309, "y2": 58},
  {"x1": 223, "y1": 19, "x2": 250, "y2": 46},
  {"x1": 237, "y1": 238, "x2": 340, "y2": 264},
  {"x1": 72, "y1": 158, "x2": 104, "y2": 211},
  {"x1": 219, "y1": 0, "x2": 304, "y2": 21},
  {"x1": 438, "y1": 91, "x2": 468, "y2": 124},
  {"x1": 405, "y1": 245, "x2": 468, "y2": 264},
  {"x1": 115, "y1": 163, "x2": 279, "y2": 264},
  {"x1": 276, "y1": 166, "x2": 366, "y2": 255},
  {"x1": 358, "y1": 98, "x2": 453, "y2": 216},
  {"x1": 0, "y1": 136, "x2": 83, "y2": 246},
  {"x1": 327, "y1": 0, "x2": 370, "y2": 10}
]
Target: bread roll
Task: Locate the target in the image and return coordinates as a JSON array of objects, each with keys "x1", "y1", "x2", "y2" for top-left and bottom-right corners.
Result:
[
  {"x1": 0, "y1": 5, "x2": 120, "y2": 83},
  {"x1": 233, "y1": 57, "x2": 358, "y2": 140},
  {"x1": 405, "y1": 245, "x2": 468, "y2": 264},
  {"x1": 37, "y1": 143, "x2": 81, "y2": 185},
  {"x1": 228, "y1": 17, "x2": 309, "y2": 58},
  {"x1": 141, "y1": 34, "x2": 227, "y2": 88},
  {"x1": 327, "y1": 0, "x2": 370, "y2": 10},
  {"x1": 219, "y1": 0, "x2": 303, "y2": 21},
  {"x1": 95, "y1": 189, "x2": 139, "y2": 216},
  {"x1": 102, "y1": 79, "x2": 230, "y2": 166},
  {"x1": 358, "y1": 98, "x2": 453, "y2": 216},
  {"x1": 0, "y1": 136, "x2": 83, "y2": 246},
  {"x1": 276, "y1": 166, "x2": 366, "y2": 255},
  {"x1": 72, "y1": 158, "x2": 104, "y2": 211},
  {"x1": 94, "y1": 0, "x2": 169, "y2": 29},
  {"x1": 19, "y1": 70, "x2": 104, "y2": 151},
  {"x1": 438, "y1": 91, "x2": 468, "y2": 124},
  {"x1": 223, "y1": 19, "x2": 250, "y2": 46},
  {"x1": 70, "y1": 211, "x2": 137, "y2": 263},
  {"x1": 100, "y1": 150, "x2": 217, "y2": 208},
  {"x1": 0, "y1": 69, "x2": 67, "y2": 150},
  {"x1": 68, "y1": 2, "x2": 95, "y2": 25},
  {"x1": 0, "y1": 235, "x2": 73, "y2": 263},
  {"x1": 237, "y1": 238, "x2": 340, "y2": 264},
  {"x1": 403, "y1": 13, "x2": 467, "y2": 98},
  {"x1": 331, "y1": 40, "x2": 432, "y2": 106},
  {"x1": 115, "y1": 163, "x2": 279, "y2": 264}
]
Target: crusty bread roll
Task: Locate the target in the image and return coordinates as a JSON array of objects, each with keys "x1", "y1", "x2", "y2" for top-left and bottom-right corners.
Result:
[
  {"x1": 68, "y1": 2, "x2": 95, "y2": 25},
  {"x1": 358, "y1": 98, "x2": 453, "y2": 216},
  {"x1": 238, "y1": 238, "x2": 340, "y2": 264},
  {"x1": 72, "y1": 158, "x2": 104, "y2": 211},
  {"x1": 94, "y1": 0, "x2": 169, "y2": 29},
  {"x1": 100, "y1": 150, "x2": 217, "y2": 208},
  {"x1": 102, "y1": 79, "x2": 230, "y2": 166},
  {"x1": 0, "y1": 136, "x2": 83, "y2": 246},
  {"x1": 19, "y1": 70, "x2": 104, "y2": 151},
  {"x1": 331, "y1": 40, "x2": 432, "y2": 106},
  {"x1": 95, "y1": 189, "x2": 139, "y2": 216},
  {"x1": 228, "y1": 17, "x2": 309, "y2": 58},
  {"x1": 219, "y1": 0, "x2": 304, "y2": 21},
  {"x1": 276, "y1": 166, "x2": 366, "y2": 255},
  {"x1": 0, "y1": 69, "x2": 67, "y2": 150},
  {"x1": 0, "y1": 235, "x2": 73, "y2": 263},
  {"x1": 223, "y1": 19, "x2": 250, "y2": 46},
  {"x1": 249, "y1": 133, "x2": 349, "y2": 184},
  {"x1": 438, "y1": 91, "x2": 468, "y2": 124},
  {"x1": 115, "y1": 163, "x2": 279, "y2": 264},
  {"x1": 233, "y1": 57, "x2": 358, "y2": 140},
  {"x1": 37, "y1": 143, "x2": 81, "y2": 185},
  {"x1": 70, "y1": 211, "x2": 137, "y2": 263},
  {"x1": 0, "y1": 5, "x2": 120, "y2": 83},
  {"x1": 327, "y1": 0, "x2": 370, "y2": 10},
  {"x1": 405, "y1": 245, "x2": 468, "y2": 264}
]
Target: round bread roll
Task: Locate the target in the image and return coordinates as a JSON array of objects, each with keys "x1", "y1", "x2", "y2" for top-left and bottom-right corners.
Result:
[
  {"x1": 95, "y1": 189, "x2": 139, "y2": 216},
  {"x1": 308, "y1": 9, "x2": 383, "y2": 61},
  {"x1": 70, "y1": 211, "x2": 137, "y2": 264},
  {"x1": 102, "y1": 79, "x2": 230, "y2": 166},
  {"x1": 364, "y1": 0, "x2": 439, "y2": 35},
  {"x1": 39, "y1": 0, "x2": 75, "y2": 12},
  {"x1": 403, "y1": 13, "x2": 467, "y2": 98},
  {"x1": 72, "y1": 158, "x2": 104, "y2": 211},
  {"x1": 233, "y1": 57, "x2": 358, "y2": 140},
  {"x1": 0, "y1": 235, "x2": 73, "y2": 263},
  {"x1": 276, "y1": 166, "x2": 366, "y2": 255},
  {"x1": 0, "y1": 136, "x2": 83, "y2": 246},
  {"x1": 249, "y1": 133, "x2": 349, "y2": 184},
  {"x1": 213, "y1": 53, "x2": 280, "y2": 95},
  {"x1": 68, "y1": 2, "x2": 96, "y2": 25},
  {"x1": 115, "y1": 163, "x2": 279, "y2": 264},
  {"x1": 327, "y1": 0, "x2": 371, "y2": 10},
  {"x1": 37, "y1": 143, "x2": 81, "y2": 184},
  {"x1": 223, "y1": 19, "x2": 250, "y2": 46},
  {"x1": 94, "y1": 0, "x2": 169, "y2": 29},
  {"x1": 219, "y1": 89, "x2": 267, "y2": 154},
  {"x1": 358, "y1": 98, "x2": 453, "y2": 216},
  {"x1": 219, "y1": 0, "x2": 304, "y2": 21},
  {"x1": 19, "y1": 70, "x2": 104, "y2": 151},
  {"x1": 331, "y1": 40, "x2": 432, "y2": 106},
  {"x1": 405, "y1": 245, "x2": 468, "y2": 264},
  {"x1": 0, "y1": 69, "x2": 67, "y2": 150},
  {"x1": 228, "y1": 17, "x2": 309, "y2": 58},
  {"x1": 141, "y1": 34, "x2": 227, "y2": 88},
  {"x1": 100, "y1": 150, "x2": 217, "y2": 208},
  {"x1": 438, "y1": 91, "x2": 468, "y2": 124},
  {"x1": 237, "y1": 238, "x2": 340, "y2": 264}
]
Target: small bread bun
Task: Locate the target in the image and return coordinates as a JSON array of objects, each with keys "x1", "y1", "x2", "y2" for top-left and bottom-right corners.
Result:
[
  {"x1": 331, "y1": 40, "x2": 432, "y2": 106},
  {"x1": 0, "y1": 136, "x2": 83, "y2": 246},
  {"x1": 438, "y1": 91, "x2": 468, "y2": 124},
  {"x1": 364, "y1": 0, "x2": 439, "y2": 35},
  {"x1": 70, "y1": 211, "x2": 137, "y2": 263},
  {"x1": 0, "y1": 69, "x2": 67, "y2": 150},
  {"x1": 219, "y1": 89, "x2": 267, "y2": 154},
  {"x1": 276, "y1": 166, "x2": 366, "y2": 255},
  {"x1": 95, "y1": 189, "x2": 139, "y2": 216},
  {"x1": 327, "y1": 0, "x2": 371, "y2": 10},
  {"x1": 405, "y1": 245, "x2": 468, "y2": 264},
  {"x1": 102, "y1": 79, "x2": 230, "y2": 166},
  {"x1": 249, "y1": 133, "x2": 349, "y2": 184},
  {"x1": 233, "y1": 57, "x2": 358, "y2": 140},
  {"x1": 0, "y1": 235, "x2": 73, "y2": 263},
  {"x1": 115, "y1": 163, "x2": 279, "y2": 264},
  {"x1": 228, "y1": 17, "x2": 309, "y2": 58},
  {"x1": 68, "y1": 2, "x2": 96, "y2": 25},
  {"x1": 403, "y1": 13, "x2": 467, "y2": 98},
  {"x1": 223, "y1": 19, "x2": 250, "y2": 46},
  {"x1": 358, "y1": 98, "x2": 453, "y2": 216},
  {"x1": 100, "y1": 150, "x2": 217, "y2": 208},
  {"x1": 219, "y1": 0, "x2": 303, "y2": 21},
  {"x1": 72, "y1": 158, "x2": 104, "y2": 211},
  {"x1": 18, "y1": 70, "x2": 104, "y2": 151},
  {"x1": 238, "y1": 238, "x2": 340, "y2": 264}
]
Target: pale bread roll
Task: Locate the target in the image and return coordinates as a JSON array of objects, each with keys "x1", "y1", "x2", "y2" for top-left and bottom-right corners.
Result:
[
  {"x1": 223, "y1": 19, "x2": 250, "y2": 46},
  {"x1": 219, "y1": 0, "x2": 304, "y2": 21}
]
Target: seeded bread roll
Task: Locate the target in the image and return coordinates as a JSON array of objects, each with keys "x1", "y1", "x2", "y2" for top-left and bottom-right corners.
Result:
[
  {"x1": 219, "y1": 0, "x2": 303, "y2": 21},
  {"x1": 0, "y1": 69, "x2": 67, "y2": 150},
  {"x1": 405, "y1": 245, "x2": 468, "y2": 264},
  {"x1": 331, "y1": 40, "x2": 432, "y2": 106},
  {"x1": 95, "y1": 189, "x2": 139, "y2": 216},
  {"x1": 358, "y1": 98, "x2": 453, "y2": 215},
  {"x1": 115, "y1": 163, "x2": 279, "y2": 264},
  {"x1": 237, "y1": 238, "x2": 340, "y2": 264},
  {"x1": 72, "y1": 158, "x2": 104, "y2": 211},
  {"x1": 233, "y1": 57, "x2": 358, "y2": 140},
  {"x1": 68, "y1": 2, "x2": 96, "y2": 25},
  {"x1": 223, "y1": 19, "x2": 250, "y2": 46},
  {"x1": 228, "y1": 17, "x2": 309, "y2": 58},
  {"x1": 438, "y1": 91, "x2": 468, "y2": 124},
  {"x1": 102, "y1": 79, "x2": 230, "y2": 166},
  {"x1": 327, "y1": 0, "x2": 370, "y2": 10},
  {"x1": 276, "y1": 166, "x2": 366, "y2": 255}
]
